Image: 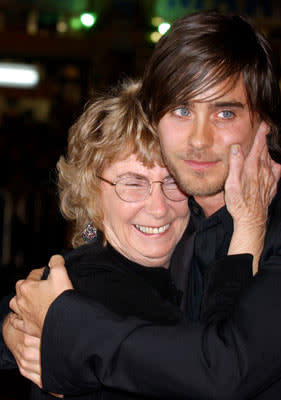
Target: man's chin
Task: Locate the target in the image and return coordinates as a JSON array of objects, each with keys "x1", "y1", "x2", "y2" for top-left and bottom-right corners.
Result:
[
  {"x1": 179, "y1": 179, "x2": 225, "y2": 197},
  {"x1": 163, "y1": 157, "x2": 228, "y2": 197}
]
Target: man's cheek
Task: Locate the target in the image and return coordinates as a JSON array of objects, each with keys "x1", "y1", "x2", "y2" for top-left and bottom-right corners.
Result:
[
  {"x1": 225, "y1": 134, "x2": 254, "y2": 157},
  {"x1": 241, "y1": 138, "x2": 256, "y2": 157}
]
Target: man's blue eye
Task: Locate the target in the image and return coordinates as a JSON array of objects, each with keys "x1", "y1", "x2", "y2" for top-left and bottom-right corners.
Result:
[
  {"x1": 174, "y1": 107, "x2": 190, "y2": 117},
  {"x1": 218, "y1": 110, "x2": 234, "y2": 119}
]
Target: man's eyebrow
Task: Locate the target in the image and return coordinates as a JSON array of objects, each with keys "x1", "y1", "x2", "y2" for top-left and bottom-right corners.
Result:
[{"x1": 209, "y1": 101, "x2": 245, "y2": 109}]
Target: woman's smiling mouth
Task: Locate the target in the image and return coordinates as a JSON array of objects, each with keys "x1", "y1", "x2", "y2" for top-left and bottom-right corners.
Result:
[{"x1": 134, "y1": 224, "x2": 170, "y2": 234}]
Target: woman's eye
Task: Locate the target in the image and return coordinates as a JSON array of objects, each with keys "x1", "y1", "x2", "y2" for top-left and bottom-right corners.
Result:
[
  {"x1": 164, "y1": 177, "x2": 177, "y2": 185},
  {"x1": 173, "y1": 107, "x2": 190, "y2": 117},
  {"x1": 122, "y1": 179, "x2": 147, "y2": 188},
  {"x1": 218, "y1": 110, "x2": 234, "y2": 119}
]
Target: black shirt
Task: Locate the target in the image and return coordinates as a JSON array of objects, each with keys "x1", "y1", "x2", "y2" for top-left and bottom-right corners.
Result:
[{"x1": 31, "y1": 232, "x2": 184, "y2": 400}]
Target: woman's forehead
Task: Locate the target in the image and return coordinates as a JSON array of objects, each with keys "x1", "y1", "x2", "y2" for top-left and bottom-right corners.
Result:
[{"x1": 104, "y1": 153, "x2": 168, "y2": 177}]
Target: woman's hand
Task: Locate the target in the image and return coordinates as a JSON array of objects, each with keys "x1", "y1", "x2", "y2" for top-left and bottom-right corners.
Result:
[
  {"x1": 225, "y1": 122, "x2": 281, "y2": 274},
  {"x1": 2, "y1": 312, "x2": 42, "y2": 387}
]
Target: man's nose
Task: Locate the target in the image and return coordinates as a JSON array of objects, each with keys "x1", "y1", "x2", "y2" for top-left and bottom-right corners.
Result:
[
  {"x1": 189, "y1": 117, "x2": 213, "y2": 150},
  {"x1": 144, "y1": 183, "x2": 169, "y2": 218}
]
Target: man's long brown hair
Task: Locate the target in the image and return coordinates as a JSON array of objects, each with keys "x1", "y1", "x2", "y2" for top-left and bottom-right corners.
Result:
[{"x1": 141, "y1": 11, "x2": 281, "y2": 162}]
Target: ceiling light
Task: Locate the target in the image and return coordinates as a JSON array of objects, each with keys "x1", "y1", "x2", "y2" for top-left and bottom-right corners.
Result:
[{"x1": 0, "y1": 63, "x2": 40, "y2": 88}]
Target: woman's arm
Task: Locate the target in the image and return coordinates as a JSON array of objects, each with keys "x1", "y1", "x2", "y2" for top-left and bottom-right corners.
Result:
[
  {"x1": 225, "y1": 134, "x2": 280, "y2": 273},
  {"x1": 201, "y1": 132, "x2": 281, "y2": 323}
]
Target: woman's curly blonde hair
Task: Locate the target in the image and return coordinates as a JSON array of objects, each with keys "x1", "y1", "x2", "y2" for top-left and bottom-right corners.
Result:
[{"x1": 57, "y1": 79, "x2": 163, "y2": 248}]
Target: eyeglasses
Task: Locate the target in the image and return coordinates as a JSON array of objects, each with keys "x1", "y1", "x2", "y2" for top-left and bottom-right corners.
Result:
[{"x1": 97, "y1": 175, "x2": 187, "y2": 203}]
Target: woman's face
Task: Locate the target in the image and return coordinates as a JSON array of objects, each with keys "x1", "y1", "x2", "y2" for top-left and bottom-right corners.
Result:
[{"x1": 100, "y1": 154, "x2": 189, "y2": 268}]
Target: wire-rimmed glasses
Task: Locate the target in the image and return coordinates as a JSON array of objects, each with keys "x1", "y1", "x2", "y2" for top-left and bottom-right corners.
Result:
[{"x1": 97, "y1": 175, "x2": 187, "y2": 202}]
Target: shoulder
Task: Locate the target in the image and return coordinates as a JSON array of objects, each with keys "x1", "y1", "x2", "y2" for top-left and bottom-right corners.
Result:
[
  {"x1": 63, "y1": 240, "x2": 105, "y2": 267},
  {"x1": 61, "y1": 232, "x2": 132, "y2": 280},
  {"x1": 60, "y1": 236, "x2": 127, "y2": 295},
  {"x1": 61, "y1": 232, "x2": 118, "y2": 277}
]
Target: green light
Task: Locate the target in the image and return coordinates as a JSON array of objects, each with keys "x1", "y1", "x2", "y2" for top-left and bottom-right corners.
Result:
[
  {"x1": 80, "y1": 13, "x2": 97, "y2": 28},
  {"x1": 70, "y1": 17, "x2": 82, "y2": 30},
  {"x1": 158, "y1": 22, "x2": 171, "y2": 35}
]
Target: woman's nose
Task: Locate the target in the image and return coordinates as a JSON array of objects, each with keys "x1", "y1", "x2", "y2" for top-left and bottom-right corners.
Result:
[{"x1": 144, "y1": 182, "x2": 169, "y2": 218}]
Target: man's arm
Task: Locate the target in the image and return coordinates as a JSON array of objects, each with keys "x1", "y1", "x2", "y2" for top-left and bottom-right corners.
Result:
[
  {"x1": 45, "y1": 258, "x2": 281, "y2": 399},
  {"x1": 2, "y1": 312, "x2": 41, "y2": 385},
  {"x1": 10, "y1": 257, "x2": 73, "y2": 337},
  {"x1": 0, "y1": 294, "x2": 18, "y2": 369},
  {"x1": 10, "y1": 136, "x2": 281, "y2": 398},
  {"x1": 9, "y1": 254, "x2": 281, "y2": 399}
]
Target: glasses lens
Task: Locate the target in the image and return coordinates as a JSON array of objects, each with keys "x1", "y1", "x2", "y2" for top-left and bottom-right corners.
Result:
[
  {"x1": 116, "y1": 177, "x2": 149, "y2": 202},
  {"x1": 162, "y1": 179, "x2": 187, "y2": 201}
]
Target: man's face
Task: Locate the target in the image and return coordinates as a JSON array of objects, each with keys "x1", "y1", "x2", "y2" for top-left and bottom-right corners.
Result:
[{"x1": 158, "y1": 77, "x2": 261, "y2": 197}]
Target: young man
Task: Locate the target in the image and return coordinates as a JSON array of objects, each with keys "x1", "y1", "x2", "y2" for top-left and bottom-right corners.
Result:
[
  {"x1": 3, "y1": 11, "x2": 281, "y2": 399},
  {"x1": 140, "y1": 10, "x2": 281, "y2": 322}
]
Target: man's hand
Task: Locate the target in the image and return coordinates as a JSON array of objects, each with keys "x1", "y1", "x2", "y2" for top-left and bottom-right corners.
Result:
[
  {"x1": 9, "y1": 255, "x2": 73, "y2": 337},
  {"x1": 2, "y1": 312, "x2": 42, "y2": 387}
]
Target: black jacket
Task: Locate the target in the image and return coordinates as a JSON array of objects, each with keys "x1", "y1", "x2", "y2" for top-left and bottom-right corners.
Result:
[
  {"x1": 0, "y1": 233, "x2": 251, "y2": 399},
  {"x1": 39, "y1": 183, "x2": 281, "y2": 399},
  {"x1": 30, "y1": 234, "x2": 183, "y2": 399}
]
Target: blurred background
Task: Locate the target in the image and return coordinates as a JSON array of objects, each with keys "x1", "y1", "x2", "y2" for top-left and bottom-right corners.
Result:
[{"x1": 0, "y1": 0, "x2": 280, "y2": 398}]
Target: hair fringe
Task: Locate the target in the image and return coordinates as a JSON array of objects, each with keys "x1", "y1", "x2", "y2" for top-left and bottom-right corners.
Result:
[{"x1": 57, "y1": 78, "x2": 161, "y2": 248}]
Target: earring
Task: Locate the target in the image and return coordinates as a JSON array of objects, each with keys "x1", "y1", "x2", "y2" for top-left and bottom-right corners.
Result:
[{"x1": 82, "y1": 222, "x2": 97, "y2": 243}]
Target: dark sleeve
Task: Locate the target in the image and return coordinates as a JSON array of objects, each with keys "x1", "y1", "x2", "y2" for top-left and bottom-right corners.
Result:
[
  {"x1": 0, "y1": 264, "x2": 49, "y2": 370},
  {"x1": 41, "y1": 254, "x2": 281, "y2": 399},
  {"x1": 200, "y1": 254, "x2": 253, "y2": 322},
  {"x1": 0, "y1": 293, "x2": 17, "y2": 369}
]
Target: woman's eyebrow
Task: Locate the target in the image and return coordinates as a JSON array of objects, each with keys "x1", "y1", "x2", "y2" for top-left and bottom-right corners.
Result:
[{"x1": 116, "y1": 172, "x2": 145, "y2": 179}]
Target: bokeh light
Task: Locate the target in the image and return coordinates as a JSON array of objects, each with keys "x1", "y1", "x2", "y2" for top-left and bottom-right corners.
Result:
[
  {"x1": 80, "y1": 13, "x2": 97, "y2": 28},
  {"x1": 158, "y1": 22, "x2": 171, "y2": 35}
]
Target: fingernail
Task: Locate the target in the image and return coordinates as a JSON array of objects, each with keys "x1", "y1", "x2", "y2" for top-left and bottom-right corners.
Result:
[{"x1": 231, "y1": 144, "x2": 240, "y2": 155}]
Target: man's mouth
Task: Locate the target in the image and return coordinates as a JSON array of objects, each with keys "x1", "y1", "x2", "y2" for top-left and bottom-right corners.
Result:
[
  {"x1": 134, "y1": 223, "x2": 170, "y2": 234},
  {"x1": 184, "y1": 159, "x2": 219, "y2": 170}
]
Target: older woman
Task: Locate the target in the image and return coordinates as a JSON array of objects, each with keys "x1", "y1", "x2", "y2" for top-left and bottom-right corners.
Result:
[
  {"x1": 1, "y1": 79, "x2": 277, "y2": 399},
  {"x1": 58, "y1": 80, "x2": 189, "y2": 271}
]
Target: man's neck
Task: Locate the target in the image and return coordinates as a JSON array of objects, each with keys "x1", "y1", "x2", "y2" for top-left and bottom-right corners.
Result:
[{"x1": 194, "y1": 191, "x2": 225, "y2": 218}]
